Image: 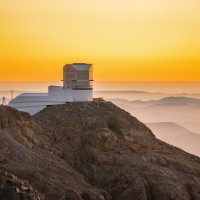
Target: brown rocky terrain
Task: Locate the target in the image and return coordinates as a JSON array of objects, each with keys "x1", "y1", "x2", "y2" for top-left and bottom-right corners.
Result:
[{"x1": 1, "y1": 102, "x2": 200, "y2": 199}]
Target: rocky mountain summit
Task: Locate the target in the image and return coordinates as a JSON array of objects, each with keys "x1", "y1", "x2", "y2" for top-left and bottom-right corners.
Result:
[{"x1": 1, "y1": 103, "x2": 200, "y2": 200}]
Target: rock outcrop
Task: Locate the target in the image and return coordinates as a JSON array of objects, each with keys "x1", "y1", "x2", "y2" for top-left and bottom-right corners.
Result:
[
  {"x1": 1, "y1": 103, "x2": 200, "y2": 199},
  {"x1": 0, "y1": 169, "x2": 41, "y2": 200}
]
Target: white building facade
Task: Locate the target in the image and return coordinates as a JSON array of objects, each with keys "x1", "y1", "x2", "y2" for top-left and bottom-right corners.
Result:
[{"x1": 9, "y1": 63, "x2": 93, "y2": 115}]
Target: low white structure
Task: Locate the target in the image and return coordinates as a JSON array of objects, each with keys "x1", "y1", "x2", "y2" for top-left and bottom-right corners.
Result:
[{"x1": 9, "y1": 63, "x2": 93, "y2": 115}]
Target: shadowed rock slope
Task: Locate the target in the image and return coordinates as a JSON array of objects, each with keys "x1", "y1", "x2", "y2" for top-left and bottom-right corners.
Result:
[{"x1": 1, "y1": 103, "x2": 200, "y2": 199}]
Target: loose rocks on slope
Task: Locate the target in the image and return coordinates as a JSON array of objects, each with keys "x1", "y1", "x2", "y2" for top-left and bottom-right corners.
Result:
[{"x1": 1, "y1": 103, "x2": 200, "y2": 200}]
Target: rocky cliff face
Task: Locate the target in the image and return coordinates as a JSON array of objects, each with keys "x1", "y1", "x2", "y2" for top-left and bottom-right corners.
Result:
[
  {"x1": 1, "y1": 103, "x2": 200, "y2": 200},
  {"x1": 0, "y1": 169, "x2": 41, "y2": 200}
]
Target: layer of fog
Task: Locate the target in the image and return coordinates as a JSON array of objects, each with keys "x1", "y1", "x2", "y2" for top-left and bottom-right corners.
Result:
[
  {"x1": 1, "y1": 88, "x2": 200, "y2": 158},
  {"x1": 108, "y1": 95, "x2": 200, "y2": 157}
]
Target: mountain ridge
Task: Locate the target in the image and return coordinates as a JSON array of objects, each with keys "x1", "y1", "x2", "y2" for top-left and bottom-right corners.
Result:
[
  {"x1": 147, "y1": 122, "x2": 200, "y2": 157},
  {"x1": 1, "y1": 103, "x2": 200, "y2": 199}
]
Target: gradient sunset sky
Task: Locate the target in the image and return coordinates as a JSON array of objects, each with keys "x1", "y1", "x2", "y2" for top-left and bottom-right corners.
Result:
[{"x1": 1, "y1": 0, "x2": 200, "y2": 81}]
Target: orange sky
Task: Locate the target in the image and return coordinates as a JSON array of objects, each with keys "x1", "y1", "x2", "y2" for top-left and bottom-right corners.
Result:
[{"x1": 0, "y1": 0, "x2": 200, "y2": 81}]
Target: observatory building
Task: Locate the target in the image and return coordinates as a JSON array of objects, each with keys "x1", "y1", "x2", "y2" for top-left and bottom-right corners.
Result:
[{"x1": 9, "y1": 63, "x2": 93, "y2": 115}]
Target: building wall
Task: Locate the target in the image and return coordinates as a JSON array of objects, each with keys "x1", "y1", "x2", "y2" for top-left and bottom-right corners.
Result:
[
  {"x1": 63, "y1": 65, "x2": 77, "y2": 88},
  {"x1": 77, "y1": 71, "x2": 89, "y2": 80},
  {"x1": 63, "y1": 64, "x2": 93, "y2": 89},
  {"x1": 89, "y1": 65, "x2": 93, "y2": 81},
  {"x1": 15, "y1": 106, "x2": 47, "y2": 116},
  {"x1": 9, "y1": 95, "x2": 66, "y2": 116},
  {"x1": 72, "y1": 89, "x2": 93, "y2": 101},
  {"x1": 48, "y1": 86, "x2": 66, "y2": 96},
  {"x1": 9, "y1": 86, "x2": 93, "y2": 115}
]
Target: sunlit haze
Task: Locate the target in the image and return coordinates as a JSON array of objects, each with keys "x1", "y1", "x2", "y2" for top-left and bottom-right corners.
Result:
[{"x1": 1, "y1": 0, "x2": 200, "y2": 81}]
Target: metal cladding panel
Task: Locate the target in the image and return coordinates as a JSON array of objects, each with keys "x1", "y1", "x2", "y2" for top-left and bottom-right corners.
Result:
[
  {"x1": 63, "y1": 65, "x2": 77, "y2": 88},
  {"x1": 71, "y1": 64, "x2": 92, "y2": 71},
  {"x1": 63, "y1": 63, "x2": 93, "y2": 89},
  {"x1": 77, "y1": 71, "x2": 89, "y2": 80}
]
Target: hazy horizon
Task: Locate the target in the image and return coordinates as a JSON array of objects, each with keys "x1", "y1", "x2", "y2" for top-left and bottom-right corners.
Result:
[
  {"x1": 1, "y1": 80, "x2": 200, "y2": 157},
  {"x1": 1, "y1": 81, "x2": 200, "y2": 92}
]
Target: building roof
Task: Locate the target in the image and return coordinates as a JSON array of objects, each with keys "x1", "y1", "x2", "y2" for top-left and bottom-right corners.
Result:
[{"x1": 64, "y1": 63, "x2": 92, "y2": 71}]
